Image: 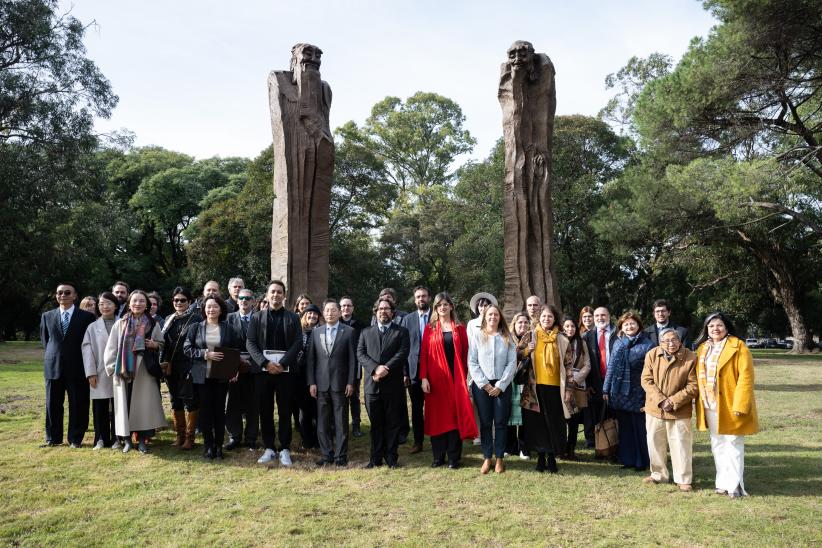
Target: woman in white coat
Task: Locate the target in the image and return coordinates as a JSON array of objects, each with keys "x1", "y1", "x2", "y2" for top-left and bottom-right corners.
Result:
[
  {"x1": 104, "y1": 290, "x2": 166, "y2": 454},
  {"x1": 81, "y1": 292, "x2": 119, "y2": 450}
]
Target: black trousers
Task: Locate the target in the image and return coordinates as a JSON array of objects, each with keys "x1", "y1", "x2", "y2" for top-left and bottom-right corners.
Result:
[
  {"x1": 349, "y1": 378, "x2": 362, "y2": 427},
  {"x1": 430, "y1": 429, "x2": 462, "y2": 464},
  {"x1": 44, "y1": 377, "x2": 89, "y2": 445},
  {"x1": 365, "y1": 392, "x2": 403, "y2": 465},
  {"x1": 166, "y1": 367, "x2": 198, "y2": 411},
  {"x1": 198, "y1": 380, "x2": 228, "y2": 448},
  {"x1": 92, "y1": 398, "x2": 115, "y2": 446},
  {"x1": 584, "y1": 399, "x2": 603, "y2": 445},
  {"x1": 296, "y1": 383, "x2": 317, "y2": 448},
  {"x1": 316, "y1": 390, "x2": 349, "y2": 461},
  {"x1": 567, "y1": 410, "x2": 585, "y2": 451},
  {"x1": 226, "y1": 373, "x2": 258, "y2": 444},
  {"x1": 407, "y1": 381, "x2": 425, "y2": 445},
  {"x1": 256, "y1": 372, "x2": 295, "y2": 451}
]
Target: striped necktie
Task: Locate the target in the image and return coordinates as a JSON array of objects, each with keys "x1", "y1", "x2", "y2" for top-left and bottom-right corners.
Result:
[{"x1": 61, "y1": 311, "x2": 70, "y2": 334}]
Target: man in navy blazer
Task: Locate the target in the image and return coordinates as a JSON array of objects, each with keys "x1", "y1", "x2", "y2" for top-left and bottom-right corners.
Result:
[
  {"x1": 400, "y1": 285, "x2": 431, "y2": 454},
  {"x1": 40, "y1": 282, "x2": 96, "y2": 447},
  {"x1": 307, "y1": 300, "x2": 357, "y2": 466}
]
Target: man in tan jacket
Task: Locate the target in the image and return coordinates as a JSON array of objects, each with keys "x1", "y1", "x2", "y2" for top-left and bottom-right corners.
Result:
[{"x1": 641, "y1": 328, "x2": 698, "y2": 491}]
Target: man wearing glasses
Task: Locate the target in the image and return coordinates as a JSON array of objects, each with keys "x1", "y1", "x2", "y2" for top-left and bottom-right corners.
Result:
[
  {"x1": 225, "y1": 288, "x2": 258, "y2": 450},
  {"x1": 40, "y1": 282, "x2": 96, "y2": 447}
]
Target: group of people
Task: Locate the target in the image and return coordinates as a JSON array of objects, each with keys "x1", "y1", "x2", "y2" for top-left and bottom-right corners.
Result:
[{"x1": 41, "y1": 279, "x2": 758, "y2": 498}]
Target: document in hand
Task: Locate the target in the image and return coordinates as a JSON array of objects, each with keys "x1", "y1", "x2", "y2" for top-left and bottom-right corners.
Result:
[
  {"x1": 208, "y1": 346, "x2": 241, "y2": 380},
  {"x1": 263, "y1": 349, "x2": 288, "y2": 372}
]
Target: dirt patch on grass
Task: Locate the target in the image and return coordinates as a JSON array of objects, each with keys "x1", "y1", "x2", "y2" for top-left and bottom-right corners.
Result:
[{"x1": 0, "y1": 343, "x2": 42, "y2": 363}]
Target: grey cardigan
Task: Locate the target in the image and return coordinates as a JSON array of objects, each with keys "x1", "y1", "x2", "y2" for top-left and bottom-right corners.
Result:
[{"x1": 468, "y1": 331, "x2": 517, "y2": 391}]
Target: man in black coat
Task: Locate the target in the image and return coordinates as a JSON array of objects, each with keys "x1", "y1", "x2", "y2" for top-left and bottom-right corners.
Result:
[
  {"x1": 40, "y1": 282, "x2": 96, "y2": 447},
  {"x1": 583, "y1": 306, "x2": 618, "y2": 450},
  {"x1": 357, "y1": 297, "x2": 410, "y2": 468},
  {"x1": 307, "y1": 300, "x2": 357, "y2": 466},
  {"x1": 246, "y1": 280, "x2": 302, "y2": 466},
  {"x1": 339, "y1": 296, "x2": 366, "y2": 437},
  {"x1": 644, "y1": 299, "x2": 691, "y2": 349},
  {"x1": 225, "y1": 288, "x2": 258, "y2": 450}
]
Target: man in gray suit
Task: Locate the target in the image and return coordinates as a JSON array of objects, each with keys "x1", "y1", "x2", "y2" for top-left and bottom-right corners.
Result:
[
  {"x1": 400, "y1": 285, "x2": 430, "y2": 454},
  {"x1": 307, "y1": 299, "x2": 357, "y2": 466},
  {"x1": 40, "y1": 282, "x2": 96, "y2": 447}
]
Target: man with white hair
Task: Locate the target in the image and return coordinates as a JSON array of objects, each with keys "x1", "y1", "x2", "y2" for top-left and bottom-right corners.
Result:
[{"x1": 583, "y1": 306, "x2": 618, "y2": 451}]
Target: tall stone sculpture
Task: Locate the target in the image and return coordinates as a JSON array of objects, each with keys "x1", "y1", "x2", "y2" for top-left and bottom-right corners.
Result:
[
  {"x1": 498, "y1": 40, "x2": 561, "y2": 318},
  {"x1": 268, "y1": 43, "x2": 334, "y2": 303}
]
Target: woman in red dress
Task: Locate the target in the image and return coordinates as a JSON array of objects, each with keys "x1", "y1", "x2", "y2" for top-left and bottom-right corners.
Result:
[{"x1": 420, "y1": 292, "x2": 478, "y2": 469}]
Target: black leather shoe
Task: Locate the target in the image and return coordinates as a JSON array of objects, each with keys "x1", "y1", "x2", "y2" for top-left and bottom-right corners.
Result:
[
  {"x1": 224, "y1": 439, "x2": 240, "y2": 451},
  {"x1": 431, "y1": 459, "x2": 445, "y2": 468},
  {"x1": 203, "y1": 446, "x2": 214, "y2": 459},
  {"x1": 316, "y1": 458, "x2": 333, "y2": 467},
  {"x1": 69, "y1": 442, "x2": 81, "y2": 449},
  {"x1": 352, "y1": 426, "x2": 363, "y2": 438},
  {"x1": 547, "y1": 455, "x2": 558, "y2": 474},
  {"x1": 364, "y1": 460, "x2": 382, "y2": 469},
  {"x1": 387, "y1": 461, "x2": 399, "y2": 469},
  {"x1": 447, "y1": 461, "x2": 460, "y2": 469},
  {"x1": 215, "y1": 447, "x2": 224, "y2": 460},
  {"x1": 40, "y1": 441, "x2": 57, "y2": 448},
  {"x1": 137, "y1": 439, "x2": 149, "y2": 454},
  {"x1": 247, "y1": 442, "x2": 259, "y2": 451},
  {"x1": 335, "y1": 458, "x2": 348, "y2": 467}
]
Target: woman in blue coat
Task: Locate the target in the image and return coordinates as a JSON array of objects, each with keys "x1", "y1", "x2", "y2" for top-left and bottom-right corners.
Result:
[{"x1": 603, "y1": 311, "x2": 655, "y2": 471}]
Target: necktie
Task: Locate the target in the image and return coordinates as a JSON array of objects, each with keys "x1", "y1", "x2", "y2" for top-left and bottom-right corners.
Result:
[
  {"x1": 420, "y1": 313, "x2": 427, "y2": 342},
  {"x1": 241, "y1": 315, "x2": 249, "y2": 335},
  {"x1": 327, "y1": 326, "x2": 335, "y2": 352},
  {"x1": 61, "y1": 311, "x2": 70, "y2": 334},
  {"x1": 380, "y1": 325, "x2": 387, "y2": 337},
  {"x1": 598, "y1": 328, "x2": 607, "y2": 377}
]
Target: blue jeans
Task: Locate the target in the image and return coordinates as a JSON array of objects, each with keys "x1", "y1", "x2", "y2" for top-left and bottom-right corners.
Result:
[{"x1": 471, "y1": 382, "x2": 512, "y2": 458}]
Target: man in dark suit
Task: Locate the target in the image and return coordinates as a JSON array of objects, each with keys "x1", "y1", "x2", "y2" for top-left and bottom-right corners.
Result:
[
  {"x1": 225, "y1": 288, "x2": 258, "y2": 450},
  {"x1": 644, "y1": 299, "x2": 691, "y2": 349},
  {"x1": 400, "y1": 285, "x2": 430, "y2": 454},
  {"x1": 358, "y1": 297, "x2": 410, "y2": 468},
  {"x1": 583, "y1": 306, "x2": 618, "y2": 451},
  {"x1": 40, "y1": 282, "x2": 96, "y2": 447},
  {"x1": 225, "y1": 276, "x2": 245, "y2": 313},
  {"x1": 111, "y1": 281, "x2": 129, "y2": 318},
  {"x1": 246, "y1": 280, "x2": 302, "y2": 467},
  {"x1": 307, "y1": 300, "x2": 357, "y2": 466},
  {"x1": 339, "y1": 296, "x2": 366, "y2": 437},
  {"x1": 369, "y1": 288, "x2": 407, "y2": 326}
]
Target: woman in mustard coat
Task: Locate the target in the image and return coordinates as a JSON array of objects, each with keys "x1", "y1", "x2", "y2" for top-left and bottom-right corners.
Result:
[{"x1": 694, "y1": 312, "x2": 758, "y2": 498}]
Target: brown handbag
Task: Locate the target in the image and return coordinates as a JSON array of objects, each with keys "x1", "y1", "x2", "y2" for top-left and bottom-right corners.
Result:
[
  {"x1": 595, "y1": 405, "x2": 618, "y2": 457},
  {"x1": 573, "y1": 388, "x2": 588, "y2": 409}
]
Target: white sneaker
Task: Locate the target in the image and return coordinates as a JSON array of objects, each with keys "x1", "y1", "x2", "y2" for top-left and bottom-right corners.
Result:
[
  {"x1": 279, "y1": 448, "x2": 293, "y2": 466},
  {"x1": 93, "y1": 440, "x2": 104, "y2": 451},
  {"x1": 472, "y1": 437, "x2": 481, "y2": 446},
  {"x1": 519, "y1": 451, "x2": 530, "y2": 460},
  {"x1": 111, "y1": 440, "x2": 122, "y2": 450},
  {"x1": 257, "y1": 448, "x2": 277, "y2": 464}
]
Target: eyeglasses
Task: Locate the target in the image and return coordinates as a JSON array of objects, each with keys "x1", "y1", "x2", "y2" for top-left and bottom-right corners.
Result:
[
  {"x1": 237, "y1": 296, "x2": 252, "y2": 301},
  {"x1": 172, "y1": 298, "x2": 188, "y2": 303},
  {"x1": 660, "y1": 339, "x2": 679, "y2": 345},
  {"x1": 56, "y1": 290, "x2": 74, "y2": 296}
]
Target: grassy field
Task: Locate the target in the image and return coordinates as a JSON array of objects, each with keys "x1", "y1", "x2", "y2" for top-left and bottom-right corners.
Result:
[{"x1": 1, "y1": 342, "x2": 820, "y2": 546}]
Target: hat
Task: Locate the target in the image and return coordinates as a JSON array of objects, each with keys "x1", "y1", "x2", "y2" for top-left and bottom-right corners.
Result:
[
  {"x1": 302, "y1": 304, "x2": 322, "y2": 316},
  {"x1": 469, "y1": 292, "x2": 498, "y2": 316}
]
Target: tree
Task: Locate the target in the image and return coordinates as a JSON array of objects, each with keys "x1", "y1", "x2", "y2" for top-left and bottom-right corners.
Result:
[{"x1": 339, "y1": 93, "x2": 476, "y2": 195}]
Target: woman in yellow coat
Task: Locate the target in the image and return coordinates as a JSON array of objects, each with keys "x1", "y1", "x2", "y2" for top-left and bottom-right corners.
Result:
[{"x1": 694, "y1": 312, "x2": 758, "y2": 498}]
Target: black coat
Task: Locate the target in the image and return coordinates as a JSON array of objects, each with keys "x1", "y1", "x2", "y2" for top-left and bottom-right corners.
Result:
[
  {"x1": 183, "y1": 320, "x2": 244, "y2": 384},
  {"x1": 357, "y1": 323, "x2": 410, "y2": 397},
  {"x1": 40, "y1": 307, "x2": 96, "y2": 381}
]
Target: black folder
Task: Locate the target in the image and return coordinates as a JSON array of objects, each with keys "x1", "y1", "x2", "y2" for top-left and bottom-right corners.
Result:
[{"x1": 208, "y1": 346, "x2": 241, "y2": 380}]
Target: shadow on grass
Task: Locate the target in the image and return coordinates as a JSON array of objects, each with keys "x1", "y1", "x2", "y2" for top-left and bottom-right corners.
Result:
[{"x1": 757, "y1": 383, "x2": 822, "y2": 392}]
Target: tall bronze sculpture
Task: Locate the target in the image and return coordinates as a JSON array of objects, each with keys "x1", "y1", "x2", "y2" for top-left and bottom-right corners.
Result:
[
  {"x1": 268, "y1": 43, "x2": 334, "y2": 302},
  {"x1": 498, "y1": 40, "x2": 561, "y2": 317}
]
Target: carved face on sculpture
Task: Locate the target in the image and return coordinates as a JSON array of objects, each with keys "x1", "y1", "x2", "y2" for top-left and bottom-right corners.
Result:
[
  {"x1": 291, "y1": 43, "x2": 323, "y2": 73},
  {"x1": 507, "y1": 41, "x2": 534, "y2": 70}
]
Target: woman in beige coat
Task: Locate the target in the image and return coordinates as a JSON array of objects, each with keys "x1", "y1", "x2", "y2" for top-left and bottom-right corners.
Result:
[
  {"x1": 104, "y1": 290, "x2": 166, "y2": 454},
  {"x1": 81, "y1": 292, "x2": 119, "y2": 450}
]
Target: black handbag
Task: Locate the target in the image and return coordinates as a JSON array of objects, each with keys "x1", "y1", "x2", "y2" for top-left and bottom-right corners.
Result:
[{"x1": 143, "y1": 347, "x2": 164, "y2": 378}]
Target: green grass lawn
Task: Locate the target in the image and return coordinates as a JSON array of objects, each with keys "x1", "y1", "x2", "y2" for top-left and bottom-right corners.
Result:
[{"x1": 1, "y1": 342, "x2": 820, "y2": 546}]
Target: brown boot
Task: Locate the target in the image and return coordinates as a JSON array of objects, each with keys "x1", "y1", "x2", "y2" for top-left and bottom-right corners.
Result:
[
  {"x1": 182, "y1": 410, "x2": 198, "y2": 450},
  {"x1": 172, "y1": 409, "x2": 186, "y2": 448}
]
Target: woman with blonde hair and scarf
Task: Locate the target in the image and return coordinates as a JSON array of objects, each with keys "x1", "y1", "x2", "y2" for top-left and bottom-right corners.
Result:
[
  {"x1": 520, "y1": 305, "x2": 573, "y2": 473},
  {"x1": 104, "y1": 290, "x2": 166, "y2": 454},
  {"x1": 694, "y1": 312, "x2": 758, "y2": 498}
]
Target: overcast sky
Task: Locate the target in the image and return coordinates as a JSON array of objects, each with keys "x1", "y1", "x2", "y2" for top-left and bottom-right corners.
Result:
[{"x1": 62, "y1": 0, "x2": 717, "y2": 162}]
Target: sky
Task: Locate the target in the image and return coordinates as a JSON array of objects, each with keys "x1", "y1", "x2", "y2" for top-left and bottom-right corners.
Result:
[{"x1": 62, "y1": 0, "x2": 718, "y2": 162}]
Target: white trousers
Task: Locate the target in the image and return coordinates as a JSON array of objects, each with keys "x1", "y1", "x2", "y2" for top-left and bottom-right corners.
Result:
[
  {"x1": 646, "y1": 414, "x2": 693, "y2": 485},
  {"x1": 705, "y1": 407, "x2": 747, "y2": 495}
]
